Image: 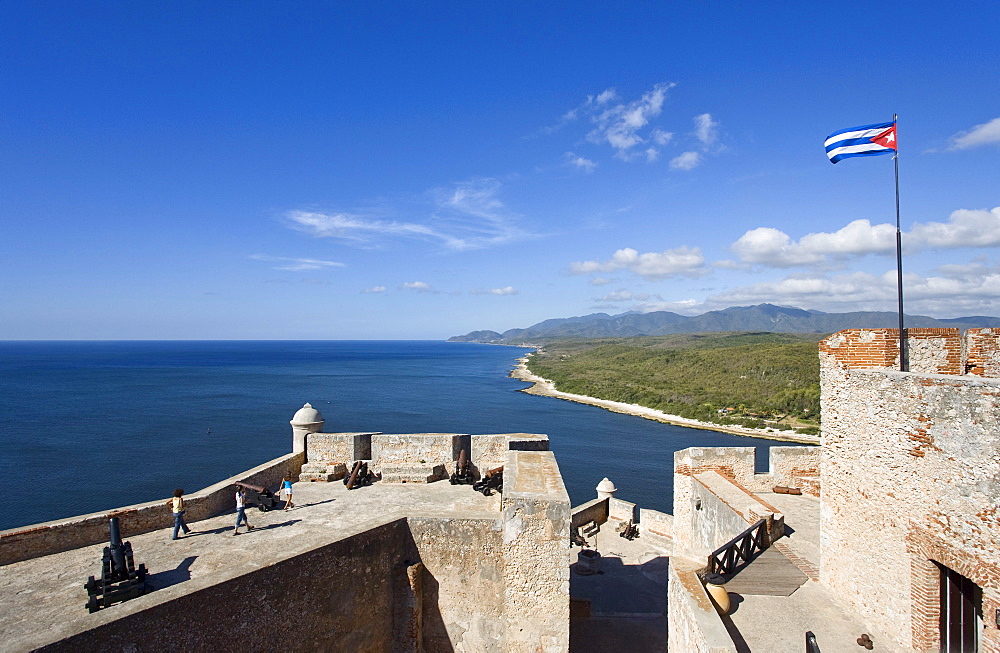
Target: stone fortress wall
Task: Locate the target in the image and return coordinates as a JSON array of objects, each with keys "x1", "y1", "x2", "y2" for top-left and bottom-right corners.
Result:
[
  {"x1": 6, "y1": 402, "x2": 571, "y2": 652},
  {"x1": 666, "y1": 327, "x2": 1000, "y2": 652},
  {"x1": 819, "y1": 328, "x2": 1000, "y2": 652}
]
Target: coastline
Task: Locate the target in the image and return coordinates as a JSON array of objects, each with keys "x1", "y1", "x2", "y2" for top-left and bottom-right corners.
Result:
[{"x1": 509, "y1": 354, "x2": 820, "y2": 446}]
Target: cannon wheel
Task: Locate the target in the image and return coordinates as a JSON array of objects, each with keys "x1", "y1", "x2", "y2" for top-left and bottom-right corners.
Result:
[
  {"x1": 258, "y1": 504, "x2": 268, "y2": 512},
  {"x1": 86, "y1": 594, "x2": 100, "y2": 613}
]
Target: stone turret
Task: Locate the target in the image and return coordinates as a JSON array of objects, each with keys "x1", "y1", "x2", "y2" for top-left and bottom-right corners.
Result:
[
  {"x1": 596, "y1": 477, "x2": 617, "y2": 500},
  {"x1": 290, "y1": 403, "x2": 325, "y2": 454}
]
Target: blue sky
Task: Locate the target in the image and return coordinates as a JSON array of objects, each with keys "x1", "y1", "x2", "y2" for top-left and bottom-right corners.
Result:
[{"x1": 2, "y1": 2, "x2": 999, "y2": 339}]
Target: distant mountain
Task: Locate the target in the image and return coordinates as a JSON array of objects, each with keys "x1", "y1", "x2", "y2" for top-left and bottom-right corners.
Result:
[{"x1": 448, "y1": 304, "x2": 1000, "y2": 343}]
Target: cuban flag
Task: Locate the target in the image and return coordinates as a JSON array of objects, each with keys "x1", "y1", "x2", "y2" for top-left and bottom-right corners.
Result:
[{"x1": 824, "y1": 121, "x2": 897, "y2": 164}]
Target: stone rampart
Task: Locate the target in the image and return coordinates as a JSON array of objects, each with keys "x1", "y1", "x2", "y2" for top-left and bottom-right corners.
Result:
[
  {"x1": 672, "y1": 446, "x2": 808, "y2": 559},
  {"x1": 819, "y1": 328, "x2": 1000, "y2": 651},
  {"x1": 667, "y1": 558, "x2": 738, "y2": 653},
  {"x1": 0, "y1": 451, "x2": 304, "y2": 566},
  {"x1": 818, "y1": 327, "x2": 1000, "y2": 377},
  {"x1": 408, "y1": 516, "x2": 505, "y2": 651},
  {"x1": 571, "y1": 497, "x2": 609, "y2": 531},
  {"x1": 305, "y1": 432, "x2": 376, "y2": 466},
  {"x1": 638, "y1": 508, "x2": 673, "y2": 542},
  {"x1": 501, "y1": 449, "x2": 571, "y2": 652},
  {"x1": 35, "y1": 518, "x2": 407, "y2": 652},
  {"x1": 608, "y1": 497, "x2": 637, "y2": 523}
]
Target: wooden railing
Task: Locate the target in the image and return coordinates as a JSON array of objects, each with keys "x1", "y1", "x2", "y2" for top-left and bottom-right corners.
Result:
[{"x1": 708, "y1": 518, "x2": 770, "y2": 575}]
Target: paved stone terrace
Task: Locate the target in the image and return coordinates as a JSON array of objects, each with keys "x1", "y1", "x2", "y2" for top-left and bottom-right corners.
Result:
[
  {"x1": 722, "y1": 492, "x2": 893, "y2": 653},
  {"x1": 0, "y1": 480, "x2": 501, "y2": 653},
  {"x1": 569, "y1": 520, "x2": 671, "y2": 651}
]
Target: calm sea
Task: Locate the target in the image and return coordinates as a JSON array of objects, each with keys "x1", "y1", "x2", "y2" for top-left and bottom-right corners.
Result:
[{"x1": 0, "y1": 340, "x2": 786, "y2": 531}]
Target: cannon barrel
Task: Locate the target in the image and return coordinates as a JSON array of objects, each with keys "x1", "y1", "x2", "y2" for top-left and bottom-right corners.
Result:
[{"x1": 108, "y1": 517, "x2": 126, "y2": 572}]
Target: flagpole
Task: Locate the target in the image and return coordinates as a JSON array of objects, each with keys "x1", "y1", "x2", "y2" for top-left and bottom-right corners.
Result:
[{"x1": 893, "y1": 113, "x2": 908, "y2": 372}]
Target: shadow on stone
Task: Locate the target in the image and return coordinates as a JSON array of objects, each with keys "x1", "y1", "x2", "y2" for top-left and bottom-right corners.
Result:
[{"x1": 147, "y1": 555, "x2": 196, "y2": 590}]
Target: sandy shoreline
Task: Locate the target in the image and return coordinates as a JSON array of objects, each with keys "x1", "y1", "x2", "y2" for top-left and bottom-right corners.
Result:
[{"x1": 509, "y1": 354, "x2": 820, "y2": 446}]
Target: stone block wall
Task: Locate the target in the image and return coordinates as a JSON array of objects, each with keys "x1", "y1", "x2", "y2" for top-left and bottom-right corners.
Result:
[
  {"x1": 408, "y1": 517, "x2": 505, "y2": 651},
  {"x1": 667, "y1": 558, "x2": 738, "y2": 653},
  {"x1": 372, "y1": 433, "x2": 460, "y2": 470},
  {"x1": 819, "y1": 328, "x2": 1000, "y2": 652},
  {"x1": 571, "y1": 497, "x2": 609, "y2": 530},
  {"x1": 0, "y1": 451, "x2": 304, "y2": 566},
  {"x1": 501, "y1": 449, "x2": 571, "y2": 652},
  {"x1": 36, "y1": 519, "x2": 408, "y2": 652},
  {"x1": 639, "y1": 508, "x2": 673, "y2": 541},
  {"x1": 608, "y1": 497, "x2": 637, "y2": 522},
  {"x1": 306, "y1": 432, "x2": 375, "y2": 467},
  {"x1": 672, "y1": 446, "x2": 801, "y2": 559}
]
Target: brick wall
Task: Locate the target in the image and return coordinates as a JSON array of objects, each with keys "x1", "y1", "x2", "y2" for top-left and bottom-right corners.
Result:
[
  {"x1": 966, "y1": 328, "x2": 1000, "y2": 377},
  {"x1": 819, "y1": 327, "x2": 999, "y2": 377}
]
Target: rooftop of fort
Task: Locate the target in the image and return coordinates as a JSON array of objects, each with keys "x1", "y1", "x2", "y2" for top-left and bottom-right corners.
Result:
[{"x1": 1, "y1": 327, "x2": 997, "y2": 652}]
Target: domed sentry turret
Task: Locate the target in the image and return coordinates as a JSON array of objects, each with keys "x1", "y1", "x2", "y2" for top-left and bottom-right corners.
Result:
[{"x1": 290, "y1": 402, "x2": 325, "y2": 453}]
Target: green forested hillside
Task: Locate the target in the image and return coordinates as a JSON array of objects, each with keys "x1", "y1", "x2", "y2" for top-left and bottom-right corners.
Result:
[{"x1": 525, "y1": 332, "x2": 823, "y2": 434}]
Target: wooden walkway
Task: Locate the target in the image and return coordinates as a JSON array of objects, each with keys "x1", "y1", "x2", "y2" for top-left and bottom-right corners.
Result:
[{"x1": 720, "y1": 547, "x2": 808, "y2": 597}]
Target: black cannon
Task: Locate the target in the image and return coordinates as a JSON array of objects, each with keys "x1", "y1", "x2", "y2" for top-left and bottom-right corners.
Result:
[
  {"x1": 449, "y1": 449, "x2": 474, "y2": 485},
  {"x1": 618, "y1": 519, "x2": 639, "y2": 541},
  {"x1": 84, "y1": 517, "x2": 148, "y2": 613},
  {"x1": 234, "y1": 481, "x2": 278, "y2": 511},
  {"x1": 344, "y1": 461, "x2": 376, "y2": 489},
  {"x1": 472, "y1": 466, "x2": 503, "y2": 496}
]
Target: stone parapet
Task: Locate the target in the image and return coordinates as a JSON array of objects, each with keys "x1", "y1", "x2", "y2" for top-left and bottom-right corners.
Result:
[
  {"x1": 307, "y1": 432, "x2": 376, "y2": 467},
  {"x1": 571, "y1": 497, "x2": 609, "y2": 531},
  {"x1": 0, "y1": 451, "x2": 305, "y2": 566},
  {"x1": 501, "y1": 449, "x2": 571, "y2": 652},
  {"x1": 372, "y1": 433, "x2": 463, "y2": 471},
  {"x1": 965, "y1": 327, "x2": 1000, "y2": 376},
  {"x1": 819, "y1": 327, "x2": 999, "y2": 377},
  {"x1": 608, "y1": 497, "x2": 637, "y2": 523},
  {"x1": 667, "y1": 557, "x2": 738, "y2": 652}
]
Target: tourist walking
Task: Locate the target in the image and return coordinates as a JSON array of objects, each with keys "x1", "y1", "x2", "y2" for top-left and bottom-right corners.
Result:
[
  {"x1": 166, "y1": 488, "x2": 192, "y2": 540},
  {"x1": 233, "y1": 485, "x2": 254, "y2": 536},
  {"x1": 281, "y1": 474, "x2": 294, "y2": 510}
]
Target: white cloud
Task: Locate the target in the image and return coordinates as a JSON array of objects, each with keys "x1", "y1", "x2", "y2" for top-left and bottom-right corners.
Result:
[
  {"x1": 285, "y1": 178, "x2": 534, "y2": 252},
  {"x1": 599, "y1": 289, "x2": 652, "y2": 302},
  {"x1": 652, "y1": 128, "x2": 674, "y2": 145},
  {"x1": 701, "y1": 264, "x2": 1000, "y2": 316},
  {"x1": 471, "y1": 286, "x2": 518, "y2": 296},
  {"x1": 731, "y1": 208, "x2": 1000, "y2": 269},
  {"x1": 670, "y1": 151, "x2": 701, "y2": 170},
  {"x1": 285, "y1": 210, "x2": 451, "y2": 247},
  {"x1": 401, "y1": 281, "x2": 433, "y2": 292},
  {"x1": 250, "y1": 254, "x2": 346, "y2": 271},
  {"x1": 645, "y1": 148, "x2": 659, "y2": 163},
  {"x1": 948, "y1": 117, "x2": 1000, "y2": 150},
  {"x1": 585, "y1": 83, "x2": 676, "y2": 159},
  {"x1": 731, "y1": 220, "x2": 897, "y2": 268},
  {"x1": 909, "y1": 207, "x2": 1000, "y2": 248},
  {"x1": 570, "y1": 246, "x2": 707, "y2": 280},
  {"x1": 629, "y1": 298, "x2": 704, "y2": 315},
  {"x1": 694, "y1": 113, "x2": 719, "y2": 146},
  {"x1": 563, "y1": 152, "x2": 597, "y2": 173},
  {"x1": 594, "y1": 88, "x2": 618, "y2": 105},
  {"x1": 361, "y1": 285, "x2": 387, "y2": 294},
  {"x1": 588, "y1": 277, "x2": 615, "y2": 286}
]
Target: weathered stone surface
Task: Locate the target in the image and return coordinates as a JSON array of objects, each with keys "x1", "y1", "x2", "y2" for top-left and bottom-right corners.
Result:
[{"x1": 819, "y1": 329, "x2": 1000, "y2": 652}]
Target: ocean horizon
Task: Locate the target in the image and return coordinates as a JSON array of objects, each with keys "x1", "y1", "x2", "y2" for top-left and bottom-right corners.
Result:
[{"x1": 0, "y1": 340, "x2": 786, "y2": 531}]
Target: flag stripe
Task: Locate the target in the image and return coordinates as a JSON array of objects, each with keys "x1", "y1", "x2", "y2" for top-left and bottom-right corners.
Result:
[{"x1": 827, "y1": 148, "x2": 896, "y2": 164}]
